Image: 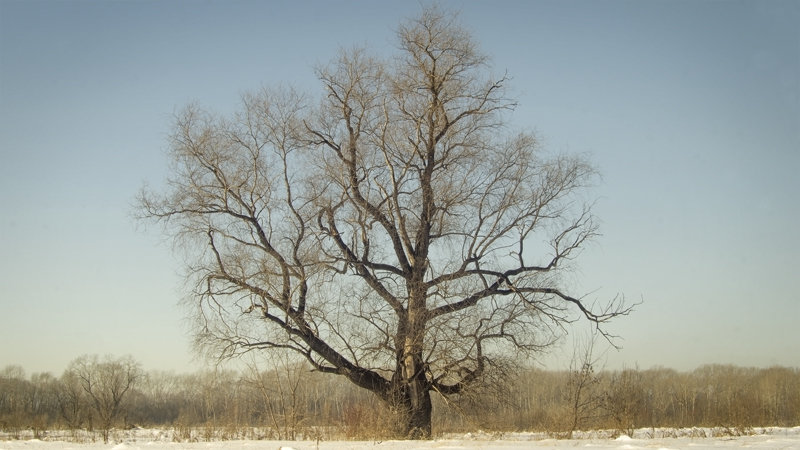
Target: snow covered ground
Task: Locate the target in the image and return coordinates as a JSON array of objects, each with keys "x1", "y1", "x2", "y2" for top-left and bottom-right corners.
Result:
[{"x1": 2, "y1": 427, "x2": 799, "y2": 449}]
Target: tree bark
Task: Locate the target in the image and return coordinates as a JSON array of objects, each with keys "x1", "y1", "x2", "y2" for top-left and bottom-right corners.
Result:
[
  {"x1": 403, "y1": 379, "x2": 432, "y2": 439},
  {"x1": 390, "y1": 353, "x2": 432, "y2": 439},
  {"x1": 388, "y1": 287, "x2": 432, "y2": 438}
]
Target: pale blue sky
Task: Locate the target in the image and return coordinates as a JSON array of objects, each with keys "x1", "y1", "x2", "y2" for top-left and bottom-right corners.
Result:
[{"x1": 1, "y1": 0, "x2": 798, "y2": 375}]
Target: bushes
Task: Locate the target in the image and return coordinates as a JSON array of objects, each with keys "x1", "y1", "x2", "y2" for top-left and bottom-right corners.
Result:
[
  {"x1": 507, "y1": 365, "x2": 800, "y2": 433},
  {"x1": 1, "y1": 360, "x2": 798, "y2": 439}
]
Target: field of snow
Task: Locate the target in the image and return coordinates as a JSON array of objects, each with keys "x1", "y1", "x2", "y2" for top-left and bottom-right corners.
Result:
[{"x1": 1, "y1": 427, "x2": 799, "y2": 449}]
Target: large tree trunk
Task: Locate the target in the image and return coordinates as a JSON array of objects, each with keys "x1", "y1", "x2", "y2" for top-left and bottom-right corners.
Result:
[
  {"x1": 387, "y1": 287, "x2": 432, "y2": 439},
  {"x1": 404, "y1": 388, "x2": 432, "y2": 439},
  {"x1": 389, "y1": 353, "x2": 432, "y2": 439},
  {"x1": 403, "y1": 356, "x2": 432, "y2": 438}
]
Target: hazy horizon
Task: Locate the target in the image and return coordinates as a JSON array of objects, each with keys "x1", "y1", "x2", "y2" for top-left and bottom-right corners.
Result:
[{"x1": 1, "y1": 0, "x2": 798, "y2": 376}]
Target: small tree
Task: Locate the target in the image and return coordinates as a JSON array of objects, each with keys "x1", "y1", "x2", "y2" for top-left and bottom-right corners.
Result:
[
  {"x1": 0, "y1": 366, "x2": 28, "y2": 435},
  {"x1": 561, "y1": 331, "x2": 604, "y2": 438},
  {"x1": 58, "y1": 369, "x2": 88, "y2": 432},
  {"x1": 603, "y1": 367, "x2": 646, "y2": 437},
  {"x1": 245, "y1": 353, "x2": 308, "y2": 439},
  {"x1": 66, "y1": 355, "x2": 142, "y2": 443},
  {"x1": 138, "y1": 6, "x2": 631, "y2": 438}
]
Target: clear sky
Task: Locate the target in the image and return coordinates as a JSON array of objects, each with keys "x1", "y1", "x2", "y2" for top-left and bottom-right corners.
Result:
[{"x1": 1, "y1": 0, "x2": 798, "y2": 376}]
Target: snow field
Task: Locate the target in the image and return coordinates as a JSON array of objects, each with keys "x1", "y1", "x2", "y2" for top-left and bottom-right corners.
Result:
[{"x1": 1, "y1": 427, "x2": 799, "y2": 449}]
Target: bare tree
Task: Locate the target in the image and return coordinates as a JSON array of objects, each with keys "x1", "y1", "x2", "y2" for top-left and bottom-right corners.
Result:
[
  {"x1": 244, "y1": 353, "x2": 308, "y2": 439},
  {"x1": 58, "y1": 368, "x2": 89, "y2": 432},
  {"x1": 66, "y1": 355, "x2": 142, "y2": 443},
  {"x1": 603, "y1": 367, "x2": 646, "y2": 437},
  {"x1": 138, "y1": 7, "x2": 631, "y2": 438},
  {"x1": 562, "y1": 331, "x2": 605, "y2": 438},
  {"x1": 0, "y1": 366, "x2": 29, "y2": 435}
]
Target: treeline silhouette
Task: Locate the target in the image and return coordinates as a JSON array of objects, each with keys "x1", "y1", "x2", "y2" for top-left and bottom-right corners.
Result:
[{"x1": 1, "y1": 357, "x2": 798, "y2": 440}]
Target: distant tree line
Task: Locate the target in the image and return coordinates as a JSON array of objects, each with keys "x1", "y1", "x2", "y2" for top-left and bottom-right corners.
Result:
[
  {"x1": 450, "y1": 364, "x2": 800, "y2": 437},
  {"x1": 1, "y1": 355, "x2": 798, "y2": 440}
]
